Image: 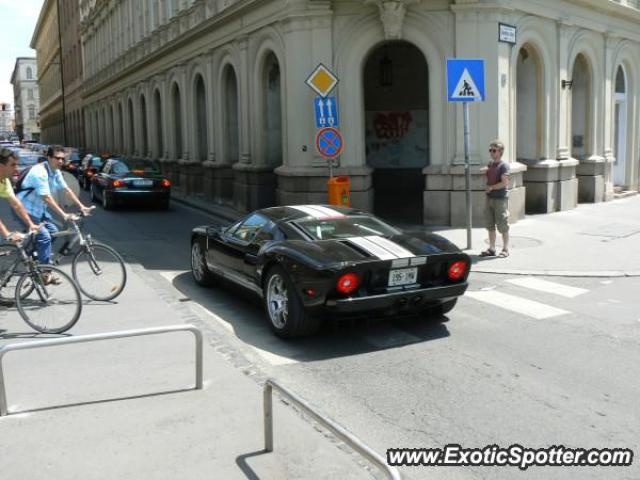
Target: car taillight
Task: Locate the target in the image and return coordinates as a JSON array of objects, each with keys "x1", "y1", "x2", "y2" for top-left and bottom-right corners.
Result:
[
  {"x1": 336, "y1": 272, "x2": 360, "y2": 295},
  {"x1": 112, "y1": 179, "x2": 125, "y2": 188},
  {"x1": 161, "y1": 179, "x2": 171, "y2": 188},
  {"x1": 447, "y1": 261, "x2": 468, "y2": 281}
]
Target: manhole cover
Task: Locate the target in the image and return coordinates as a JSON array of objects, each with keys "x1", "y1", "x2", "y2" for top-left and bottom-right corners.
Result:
[{"x1": 484, "y1": 236, "x2": 542, "y2": 249}]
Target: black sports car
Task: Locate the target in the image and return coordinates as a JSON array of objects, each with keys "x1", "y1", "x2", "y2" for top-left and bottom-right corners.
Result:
[
  {"x1": 90, "y1": 158, "x2": 171, "y2": 210},
  {"x1": 191, "y1": 205, "x2": 470, "y2": 338}
]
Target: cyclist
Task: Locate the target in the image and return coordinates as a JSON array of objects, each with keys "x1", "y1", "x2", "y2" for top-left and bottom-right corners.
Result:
[
  {"x1": 16, "y1": 145, "x2": 92, "y2": 284},
  {"x1": 0, "y1": 148, "x2": 40, "y2": 243}
]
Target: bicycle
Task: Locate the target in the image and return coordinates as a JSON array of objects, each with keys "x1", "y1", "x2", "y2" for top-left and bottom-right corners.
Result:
[
  {"x1": 0, "y1": 232, "x2": 82, "y2": 334},
  {"x1": 51, "y1": 208, "x2": 127, "y2": 302}
]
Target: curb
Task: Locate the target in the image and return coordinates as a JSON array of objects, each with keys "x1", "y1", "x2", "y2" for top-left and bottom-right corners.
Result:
[{"x1": 171, "y1": 193, "x2": 239, "y2": 223}]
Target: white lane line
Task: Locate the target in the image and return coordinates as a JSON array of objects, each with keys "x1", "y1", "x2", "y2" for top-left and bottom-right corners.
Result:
[
  {"x1": 465, "y1": 290, "x2": 570, "y2": 319},
  {"x1": 505, "y1": 277, "x2": 588, "y2": 298},
  {"x1": 158, "y1": 271, "x2": 297, "y2": 366}
]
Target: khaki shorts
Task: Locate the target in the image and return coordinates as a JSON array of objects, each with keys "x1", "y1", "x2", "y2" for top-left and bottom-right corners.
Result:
[{"x1": 484, "y1": 197, "x2": 509, "y2": 233}]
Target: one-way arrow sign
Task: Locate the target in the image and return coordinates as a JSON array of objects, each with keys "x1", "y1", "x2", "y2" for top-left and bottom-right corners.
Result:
[{"x1": 314, "y1": 96, "x2": 339, "y2": 128}]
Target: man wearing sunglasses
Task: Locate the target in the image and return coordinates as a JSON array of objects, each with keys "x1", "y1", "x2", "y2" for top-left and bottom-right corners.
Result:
[
  {"x1": 480, "y1": 140, "x2": 510, "y2": 258},
  {"x1": 16, "y1": 145, "x2": 92, "y2": 284}
]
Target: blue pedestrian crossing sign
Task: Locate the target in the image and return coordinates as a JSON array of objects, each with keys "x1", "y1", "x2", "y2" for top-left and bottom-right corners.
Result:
[
  {"x1": 314, "y1": 96, "x2": 339, "y2": 128},
  {"x1": 447, "y1": 59, "x2": 485, "y2": 102}
]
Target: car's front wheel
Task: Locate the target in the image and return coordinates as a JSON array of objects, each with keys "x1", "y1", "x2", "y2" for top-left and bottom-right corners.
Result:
[
  {"x1": 263, "y1": 265, "x2": 320, "y2": 338},
  {"x1": 191, "y1": 240, "x2": 214, "y2": 286}
]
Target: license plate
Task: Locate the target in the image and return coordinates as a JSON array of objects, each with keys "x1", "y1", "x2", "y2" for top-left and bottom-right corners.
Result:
[
  {"x1": 133, "y1": 179, "x2": 153, "y2": 187},
  {"x1": 388, "y1": 267, "x2": 418, "y2": 287}
]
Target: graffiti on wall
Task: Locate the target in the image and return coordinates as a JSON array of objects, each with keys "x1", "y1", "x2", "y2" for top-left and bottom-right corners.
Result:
[{"x1": 365, "y1": 110, "x2": 428, "y2": 168}]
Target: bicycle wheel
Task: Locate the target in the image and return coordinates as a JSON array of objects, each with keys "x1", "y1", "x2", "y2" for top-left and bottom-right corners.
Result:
[
  {"x1": 0, "y1": 245, "x2": 33, "y2": 302},
  {"x1": 71, "y1": 242, "x2": 127, "y2": 301},
  {"x1": 16, "y1": 265, "x2": 82, "y2": 334}
]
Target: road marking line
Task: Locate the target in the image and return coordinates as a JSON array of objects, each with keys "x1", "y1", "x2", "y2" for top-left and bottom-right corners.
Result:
[
  {"x1": 465, "y1": 290, "x2": 570, "y2": 319},
  {"x1": 505, "y1": 277, "x2": 588, "y2": 298},
  {"x1": 158, "y1": 271, "x2": 297, "y2": 366}
]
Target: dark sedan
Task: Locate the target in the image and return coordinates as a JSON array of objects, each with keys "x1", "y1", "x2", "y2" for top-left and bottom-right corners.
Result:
[
  {"x1": 90, "y1": 158, "x2": 171, "y2": 210},
  {"x1": 77, "y1": 155, "x2": 106, "y2": 190},
  {"x1": 191, "y1": 205, "x2": 470, "y2": 338}
]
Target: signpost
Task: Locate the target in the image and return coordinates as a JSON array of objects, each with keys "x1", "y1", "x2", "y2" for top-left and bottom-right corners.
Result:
[
  {"x1": 447, "y1": 59, "x2": 486, "y2": 250},
  {"x1": 314, "y1": 96, "x2": 339, "y2": 128}
]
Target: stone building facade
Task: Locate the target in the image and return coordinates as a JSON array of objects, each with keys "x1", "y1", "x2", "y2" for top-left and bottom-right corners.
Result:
[
  {"x1": 78, "y1": 0, "x2": 640, "y2": 225},
  {"x1": 10, "y1": 58, "x2": 40, "y2": 142},
  {"x1": 60, "y1": 0, "x2": 85, "y2": 147}
]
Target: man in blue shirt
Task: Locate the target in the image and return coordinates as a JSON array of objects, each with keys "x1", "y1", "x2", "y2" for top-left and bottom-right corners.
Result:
[{"x1": 17, "y1": 145, "x2": 92, "y2": 283}]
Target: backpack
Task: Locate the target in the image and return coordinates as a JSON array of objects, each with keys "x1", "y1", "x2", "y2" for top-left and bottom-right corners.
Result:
[{"x1": 14, "y1": 165, "x2": 36, "y2": 196}]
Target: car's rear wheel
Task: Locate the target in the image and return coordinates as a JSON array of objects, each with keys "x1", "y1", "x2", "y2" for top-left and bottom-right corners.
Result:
[
  {"x1": 263, "y1": 265, "x2": 320, "y2": 338},
  {"x1": 191, "y1": 240, "x2": 214, "y2": 286}
]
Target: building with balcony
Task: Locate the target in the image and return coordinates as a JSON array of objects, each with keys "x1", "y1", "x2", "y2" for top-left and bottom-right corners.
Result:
[
  {"x1": 11, "y1": 57, "x2": 40, "y2": 142},
  {"x1": 79, "y1": 0, "x2": 640, "y2": 224},
  {"x1": 31, "y1": 0, "x2": 63, "y2": 144}
]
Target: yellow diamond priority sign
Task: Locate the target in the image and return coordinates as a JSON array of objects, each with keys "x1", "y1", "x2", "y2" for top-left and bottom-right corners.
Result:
[{"x1": 305, "y1": 63, "x2": 339, "y2": 98}]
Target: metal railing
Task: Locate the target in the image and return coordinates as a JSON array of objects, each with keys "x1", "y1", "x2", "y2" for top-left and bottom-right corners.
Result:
[
  {"x1": 0, "y1": 324, "x2": 203, "y2": 416},
  {"x1": 263, "y1": 378, "x2": 401, "y2": 480}
]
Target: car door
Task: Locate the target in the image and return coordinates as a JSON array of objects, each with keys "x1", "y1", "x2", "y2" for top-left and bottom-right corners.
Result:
[
  {"x1": 94, "y1": 160, "x2": 112, "y2": 198},
  {"x1": 207, "y1": 213, "x2": 270, "y2": 285}
]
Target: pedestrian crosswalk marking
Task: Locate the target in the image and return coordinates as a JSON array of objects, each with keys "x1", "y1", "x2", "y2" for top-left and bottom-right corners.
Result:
[
  {"x1": 465, "y1": 290, "x2": 570, "y2": 319},
  {"x1": 505, "y1": 277, "x2": 588, "y2": 298}
]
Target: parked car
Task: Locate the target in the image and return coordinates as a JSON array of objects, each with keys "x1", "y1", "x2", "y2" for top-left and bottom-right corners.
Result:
[
  {"x1": 190, "y1": 205, "x2": 471, "y2": 338},
  {"x1": 77, "y1": 155, "x2": 105, "y2": 190},
  {"x1": 90, "y1": 157, "x2": 171, "y2": 210},
  {"x1": 62, "y1": 151, "x2": 82, "y2": 176}
]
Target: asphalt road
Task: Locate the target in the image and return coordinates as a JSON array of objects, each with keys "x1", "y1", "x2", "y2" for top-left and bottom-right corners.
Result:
[{"x1": 2, "y1": 191, "x2": 638, "y2": 480}]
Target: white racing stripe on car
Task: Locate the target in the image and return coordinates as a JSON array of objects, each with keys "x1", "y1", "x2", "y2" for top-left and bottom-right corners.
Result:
[
  {"x1": 465, "y1": 290, "x2": 570, "y2": 319},
  {"x1": 346, "y1": 236, "x2": 398, "y2": 260},
  {"x1": 290, "y1": 205, "x2": 346, "y2": 219},
  {"x1": 364, "y1": 235, "x2": 415, "y2": 259}
]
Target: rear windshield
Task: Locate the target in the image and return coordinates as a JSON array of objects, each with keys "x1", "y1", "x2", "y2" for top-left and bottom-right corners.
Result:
[
  {"x1": 113, "y1": 159, "x2": 161, "y2": 175},
  {"x1": 18, "y1": 154, "x2": 39, "y2": 166},
  {"x1": 294, "y1": 215, "x2": 400, "y2": 240}
]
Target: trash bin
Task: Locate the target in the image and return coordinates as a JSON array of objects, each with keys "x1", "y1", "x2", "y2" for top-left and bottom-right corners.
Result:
[{"x1": 327, "y1": 175, "x2": 350, "y2": 207}]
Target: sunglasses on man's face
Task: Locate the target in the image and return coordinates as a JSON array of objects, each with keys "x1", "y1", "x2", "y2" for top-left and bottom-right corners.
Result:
[{"x1": 489, "y1": 148, "x2": 500, "y2": 153}]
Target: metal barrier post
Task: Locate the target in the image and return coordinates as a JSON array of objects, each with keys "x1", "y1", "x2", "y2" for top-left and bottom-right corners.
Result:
[
  {"x1": 263, "y1": 382, "x2": 273, "y2": 452},
  {"x1": 263, "y1": 378, "x2": 401, "y2": 480},
  {"x1": 0, "y1": 324, "x2": 203, "y2": 417}
]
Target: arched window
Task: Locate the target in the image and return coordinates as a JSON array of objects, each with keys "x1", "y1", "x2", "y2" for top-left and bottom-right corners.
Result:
[
  {"x1": 154, "y1": 89, "x2": 163, "y2": 156},
  {"x1": 172, "y1": 83, "x2": 182, "y2": 158},
  {"x1": 194, "y1": 74, "x2": 208, "y2": 161},
  {"x1": 140, "y1": 94, "x2": 148, "y2": 156}
]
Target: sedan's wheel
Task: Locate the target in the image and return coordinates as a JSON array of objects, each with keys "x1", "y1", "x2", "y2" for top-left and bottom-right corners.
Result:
[
  {"x1": 191, "y1": 240, "x2": 214, "y2": 286},
  {"x1": 263, "y1": 265, "x2": 320, "y2": 338}
]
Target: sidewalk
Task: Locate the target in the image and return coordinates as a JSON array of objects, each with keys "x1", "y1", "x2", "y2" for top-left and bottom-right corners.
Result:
[
  {"x1": 173, "y1": 191, "x2": 640, "y2": 277},
  {"x1": 0, "y1": 262, "x2": 374, "y2": 479}
]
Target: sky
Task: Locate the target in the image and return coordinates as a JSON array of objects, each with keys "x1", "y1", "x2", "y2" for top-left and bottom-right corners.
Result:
[{"x1": 0, "y1": 0, "x2": 44, "y2": 106}]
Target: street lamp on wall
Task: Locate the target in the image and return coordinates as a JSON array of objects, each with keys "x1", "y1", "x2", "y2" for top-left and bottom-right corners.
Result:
[
  {"x1": 380, "y1": 54, "x2": 393, "y2": 87},
  {"x1": 562, "y1": 79, "x2": 573, "y2": 90}
]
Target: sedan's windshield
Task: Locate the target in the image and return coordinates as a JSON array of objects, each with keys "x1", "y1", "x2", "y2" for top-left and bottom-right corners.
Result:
[
  {"x1": 18, "y1": 154, "x2": 39, "y2": 167},
  {"x1": 294, "y1": 215, "x2": 400, "y2": 240}
]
